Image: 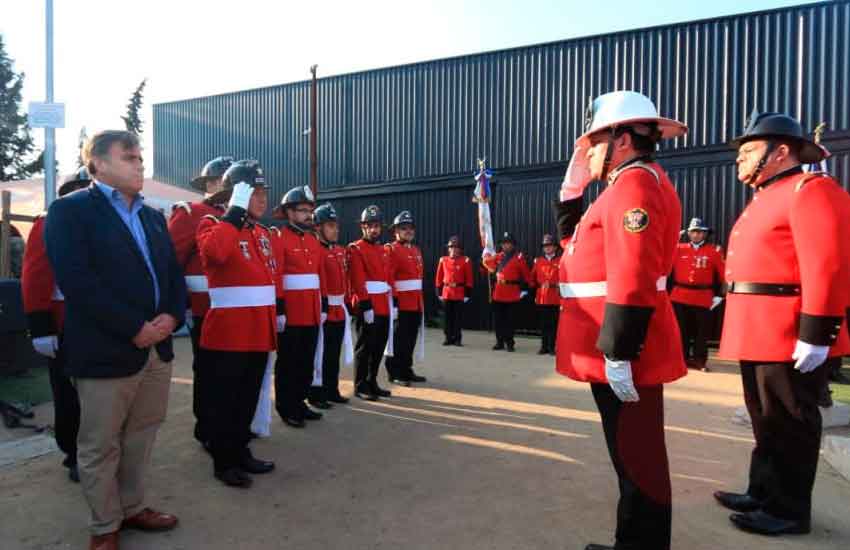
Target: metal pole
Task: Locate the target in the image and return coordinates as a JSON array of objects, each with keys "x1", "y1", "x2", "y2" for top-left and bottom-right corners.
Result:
[
  {"x1": 44, "y1": 0, "x2": 56, "y2": 209},
  {"x1": 309, "y1": 64, "x2": 318, "y2": 199},
  {"x1": 1, "y1": 191, "x2": 11, "y2": 278}
]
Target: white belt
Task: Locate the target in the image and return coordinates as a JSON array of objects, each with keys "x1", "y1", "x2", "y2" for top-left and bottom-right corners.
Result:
[
  {"x1": 366, "y1": 281, "x2": 390, "y2": 294},
  {"x1": 327, "y1": 294, "x2": 345, "y2": 306},
  {"x1": 559, "y1": 276, "x2": 667, "y2": 298},
  {"x1": 283, "y1": 274, "x2": 320, "y2": 290},
  {"x1": 185, "y1": 275, "x2": 209, "y2": 293},
  {"x1": 394, "y1": 279, "x2": 422, "y2": 292},
  {"x1": 209, "y1": 285, "x2": 276, "y2": 309},
  {"x1": 52, "y1": 285, "x2": 64, "y2": 302}
]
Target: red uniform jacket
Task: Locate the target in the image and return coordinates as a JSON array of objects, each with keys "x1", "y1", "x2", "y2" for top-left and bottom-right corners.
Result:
[
  {"x1": 21, "y1": 215, "x2": 65, "y2": 336},
  {"x1": 530, "y1": 254, "x2": 561, "y2": 306},
  {"x1": 168, "y1": 201, "x2": 225, "y2": 318},
  {"x1": 719, "y1": 169, "x2": 850, "y2": 361},
  {"x1": 321, "y1": 242, "x2": 348, "y2": 323},
  {"x1": 669, "y1": 242, "x2": 725, "y2": 309},
  {"x1": 386, "y1": 241, "x2": 424, "y2": 312},
  {"x1": 482, "y1": 251, "x2": 531, "y2": 303},
  {"x1": 554, "y1": 160, "x2": 687, "y2": 386},
  {"x1": 197, "y1": 213, "x2": 277, "y2": 352},
  {"x1": 347, "y1": 238, "x2": 392, "y2": 317},
  {"x1": 273, "y1": 223, "x2": 326, "y2": 327},
  {"x1": 435, "y1": 255, "x2": 474, "y2": 301}
]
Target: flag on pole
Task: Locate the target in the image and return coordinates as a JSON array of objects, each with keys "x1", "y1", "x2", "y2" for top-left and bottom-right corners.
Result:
[
  {"x1": 804, "y1": 122, "x2": 829, "y2": 173},
  {"x1": 473, "y1": 159, "x2": 495, "y2": 256}
]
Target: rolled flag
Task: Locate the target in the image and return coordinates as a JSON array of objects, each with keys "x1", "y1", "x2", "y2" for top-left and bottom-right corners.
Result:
[{"x1": 473, "y1": 159, "x2": 495, "y2": 256}]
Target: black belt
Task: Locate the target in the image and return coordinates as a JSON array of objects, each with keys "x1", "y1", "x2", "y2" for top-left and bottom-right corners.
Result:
[
  {"x1": 497, "y1": 280, "x2": 521, "y2": 285},
  {"x1": 445, "y1": 283, "x2": 464, "y2": 288},
  {"x1": 675, "y1": 282, "x2": 712, "y2": 290},
  {"x1": 728, "y1": 282, "x2": 800, "y2": 296}
]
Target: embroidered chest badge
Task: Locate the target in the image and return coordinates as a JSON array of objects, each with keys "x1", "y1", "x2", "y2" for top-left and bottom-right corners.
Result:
[
  {"x1": 239, "y1": 241, "x2": 251, "y2": 260},
  {"x1": 623, "y1": 208, "x2": 650, "y2": 233},
  {"x1": 258, "y1": 235, "x2": 272, "y2": 257}
]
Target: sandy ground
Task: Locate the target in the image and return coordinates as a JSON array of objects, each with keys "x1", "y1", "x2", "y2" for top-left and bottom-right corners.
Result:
[{"x1": 1, "y1": 329, "x2": 849, "y2": 550}]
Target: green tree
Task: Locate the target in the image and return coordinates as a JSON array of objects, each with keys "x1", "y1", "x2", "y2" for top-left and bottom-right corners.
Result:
[
  {"x1": 76, "y1": 126, "x2": 87, "y2": 167},
  {"x1": 122, "y1": 78, "x2": 147, "y2": 136},
  {"x1": 0, "y1": 34, "x2": 40, "y2": 181}
]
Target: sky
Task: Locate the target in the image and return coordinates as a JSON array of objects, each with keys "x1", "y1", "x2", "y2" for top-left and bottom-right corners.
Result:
[{"x1": 1, "y1": 0, "x2": 821, "y2": 177}]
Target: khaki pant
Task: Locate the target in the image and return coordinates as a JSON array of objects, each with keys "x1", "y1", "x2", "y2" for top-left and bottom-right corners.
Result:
[{"x1": 75, "y1": 352, "x2": 172, "y2": 535}]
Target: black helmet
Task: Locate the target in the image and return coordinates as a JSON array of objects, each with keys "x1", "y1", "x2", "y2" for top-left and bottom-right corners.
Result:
[
  {"x1": 731, "y1": 110, "x2": 826, "y2": 163},
  {"x1": 685, "y1": 217, "x2": 710, "y2": 232},
  {"x1": 58, "y1": 166, "x2": 91, "y2": 197},
  {"x1": 221, "y1": 159, "x2": 267, "y2": 190},
  {"x1": 499, "y1": 232, "x2": 516, "y2": 244},
  {"x1": 280, "y1": 185, "x2": 316, "y2": 209},
  {"x1": 313, "y1": 203, "x2": 338, "y2": 225},
  {"x1": 391, "y1": 210, "x2": 415, "y2": 228},
  {"x1": 191, "y1": 156, "x2": 234, "y2": 191},
  {"x1": 360, "y1": 205, "x2": 382, "y2": 224},
  {"x1": 541, "y1": 234, "x2": 556, "y2": 247},
  {"x1": 447, "y1": 235, "x2": 462, "y2": 249}
]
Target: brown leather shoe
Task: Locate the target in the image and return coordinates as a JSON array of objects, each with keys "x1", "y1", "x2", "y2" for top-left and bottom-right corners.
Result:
[
  {"x1": 121, "y1": 508, "x2": 179, "y2": 532},
  {"x1": 89, "y1": 531, "x2": 118, "y2": 550}
]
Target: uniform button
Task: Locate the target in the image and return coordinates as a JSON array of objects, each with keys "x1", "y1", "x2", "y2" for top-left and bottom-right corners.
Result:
[
  {"x1": 742, "y1": 213, "x2": 748, "y2": 218},
  {"x1": 726, "y1": 270, "x2": 732, "y2": 276},
  {"x1": 728, "y1": 251, "x2": 734, "y2": 256},
  {"x1": 733, "y1": 231, "x2": 740, "y2": 236}
]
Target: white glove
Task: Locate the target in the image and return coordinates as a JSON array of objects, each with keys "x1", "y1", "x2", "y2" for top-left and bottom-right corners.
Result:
[
  {"x1": 463, "y1": 297, "x2": 470, "y2": 304},
  {"x1": 792, "y1": 340, "x2": 829, "y2": 373},
  {"x1": 520, "y1": 291, "x2": 528, "y2": 299},
  {"x1": 391, "y1": 306, "x2": 398, "y2": 321},
  {"x1": 363, "y1": 309, "x2": 375, "y2": 324},
  {"x1": 320, "y1": 312, "x2": 328, "y2": 324},
  {"x1": 605, "y1": 358, "x2": 640, "y2": 402},
  {"x1": 276, "y1": 315, "x2": 286, "y2": 333},
  {"x1": 32, "y1": 335, "x2": 58, "y2": 358},
  {"x1": 710, "y1": 296, "x2": 724, "y2": 311},
  {"x1": 437, "y1": 296, "x2": 445, "y2": 303},
  {"x1": 228, "y1": 182, "x2": 254, "y2": 210}
]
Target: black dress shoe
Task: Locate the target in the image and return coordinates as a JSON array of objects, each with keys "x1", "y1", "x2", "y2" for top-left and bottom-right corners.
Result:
[
  {"x1": 454, "y1": 341, "x2": 463, "y2": 347},
  {"x1": 391, "y1": 377, "x2": 411, "y2": 387},
  {"x1": 442, "y1": 339, "x2": 451, "y2": 346},
  {"x1": 327, "y1": 394, "x2": 350, "y2": 404},
  {"x1": 239, "y1": 455, "x2": 275, "y2": 474},
  {"x1": 492, "y1": 343, "x2": 504, "y2": 350},
  {"x1": 303, "y1": 407, "x2": 323, "y2": 421},
  {"x1": 409, "y1": 372, "x2": 427, "y2": 383},
  {"x1": 713, "y1": 491, "x2": 762, "y2": 512},
  {"x1": 537, "y1": 348, "x2": 547, "y2": 355},
  {"x1": 584, "y1": 545, "x2": 614, "y2": 550},
  {"x1": 506, "y1": 344, "x2": 515, "y2": 352},
  {"x1": 355, "y1": 383, "x2": 378, "y2": 401},
  {"x1": 372, "y1": 384, "x2": 392, "y2": 398},
  {"x1": 308, "y1": 399, "x2": 333, "y2": 410},
  {"x1": 215, "y1": 468, "x2": 253, "y2": 488},
  {"x1": 67, "y1": 464, "x2": 80, "y2": 483},
  {"x1": 730, "y1": 509, "x2": 810, "y2": 535},
  {"x1": 282, "y1": 416, "x2": 306, "y2": 428}
]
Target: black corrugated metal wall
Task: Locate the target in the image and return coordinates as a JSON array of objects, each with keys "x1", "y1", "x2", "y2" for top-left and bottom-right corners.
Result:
[{"x1": 153, "y1": 0, "x2": 850, "y2": 331}]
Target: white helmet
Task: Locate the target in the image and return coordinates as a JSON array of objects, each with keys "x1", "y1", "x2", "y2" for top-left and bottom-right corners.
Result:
[{"x1": 576, "y1": 90, "x2": 687, "y2": 148}]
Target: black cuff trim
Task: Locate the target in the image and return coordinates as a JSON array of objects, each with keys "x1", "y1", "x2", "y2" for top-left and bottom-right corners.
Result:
[
  {"x1": 276, "y1": 298, "x2": 286, "y2": 316},
  {"x1": 552, "y1": 197, "x2": 584, "y2": 241},
  {"x1": 359, "y1": 299, "x2": 373, "y2": 312},
  {"x1": 27, "y1": 311, "x2": 55, "y2": 339},
  {"x1": 393, "y1": 297, "x2": 399, "y2": 308},
  {"x1": 321, "y1": 297, "x2": 329, "y2": 313},
  {"x1": 222, "y1": 206, "x2": 248, "y2": 229},
  {"x1": 799, "y1": 313, "x2": 843, "y2": 346},
  {"x1": 437, "y1": 286, "x2": 444, "y2": 297},
  {"x1": 596, "y1": 303, "x2": 655, "y2": 360},
  {"x1": 464, "y1": 286, "x2": 472, "y2": 298}
]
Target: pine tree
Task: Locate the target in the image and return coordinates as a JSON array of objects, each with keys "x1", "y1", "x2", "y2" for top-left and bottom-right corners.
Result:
[
  {"x1": 76, "y1": 126, "x2": 87, "y2": 167},
  {"x1": 121, "y1": 79, "x2": 147, "y2": 136},
  {"x1": 0, "y1": 34, "x2": 40, "y2": 181}
]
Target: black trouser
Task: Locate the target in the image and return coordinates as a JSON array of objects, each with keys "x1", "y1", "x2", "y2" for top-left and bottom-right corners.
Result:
[
  {"x1": 354, "y1": 314, "x2": 389, "y2": 388},
  {"x1": 591, "y1": 383, "x2": 672, "y2": 550},
  {"x1": 47, "y1": 343, "x2": 80, "y2": 466},
  {"x1": 318, "y1": 320, "x2": 345, "y2": 399},
  {"x1": 189, "y1": 315, "x2": 209, "y2": 442},
  {"x1": 492, "y1": 301, "x2": 517, "y2": 346},
  {"x1": 444, "y1": 300, "x2": 464, "y2": 344},
  {"x1": 538, "y1": 304, "x2": 559, "y2": 352},
  {"x1": 672, "y1": 302, "x2": 711, "y2": 363},
  {"x1": 203, "y1": 349, "x2": 266, "y2": 473},
  {"x1": 275, "y1": 325, "x2": 319, "y2": 420},
  {"x1": 740, "y1": 359, "x2": 832, "y2": 522},
  {"x1": 385, "y1": 310, "x2": 422, "y2": 379}
]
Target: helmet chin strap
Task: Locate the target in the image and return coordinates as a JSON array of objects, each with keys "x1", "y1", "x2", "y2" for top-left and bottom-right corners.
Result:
[
  {"x1": 747, "y1": 140, "x2": 776, "y2": 186},
  {"x1": 599, "y1": 128, "x2": 617, "y2": 182}
]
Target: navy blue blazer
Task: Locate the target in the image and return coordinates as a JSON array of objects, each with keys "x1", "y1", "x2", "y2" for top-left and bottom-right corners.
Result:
[{"x1": 45, "y1": 184, "x2": 187, "y2": 378}]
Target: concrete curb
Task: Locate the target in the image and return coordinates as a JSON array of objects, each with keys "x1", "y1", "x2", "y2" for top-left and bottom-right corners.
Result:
[{"x1": 0, "y1": 434, "x2": 57, "y2": 469}]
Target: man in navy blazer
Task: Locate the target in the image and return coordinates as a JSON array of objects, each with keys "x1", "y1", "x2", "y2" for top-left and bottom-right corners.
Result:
[{"x1": 45, "y1": 130, "x2": 186, "y2": 550}]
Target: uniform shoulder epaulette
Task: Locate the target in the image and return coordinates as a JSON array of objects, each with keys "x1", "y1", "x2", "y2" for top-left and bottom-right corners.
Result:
[
  {"x1": 715, "y1": 244, "x2": 722, "y2": 252},
  {"x1": 464, "y1": 257, "x2": 470, "y2": 263},
  {"x1": 269, "y1": 226, "x2": 281, "y2": 236},
  {"x1": 173, "y1": 201, "x2": 192, "y2": 215},
  {"x1": 201, "y1": 214, "x2": 220, "y2": 223},
  {"x1": 516, "y1": 252, "x2": 524, "y2": 259},
  {"x1": 794, "y1": 171, "x2": 836, "y2": 192}
]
